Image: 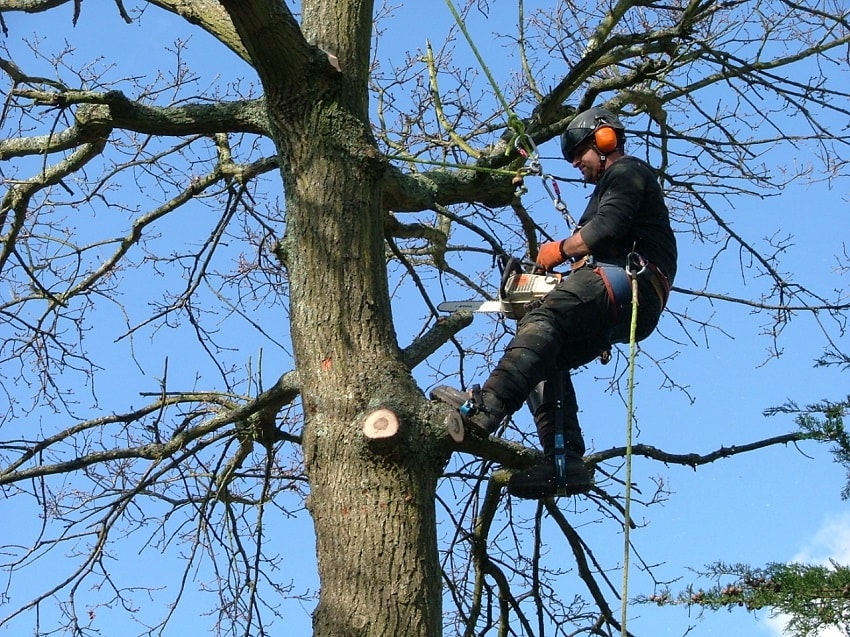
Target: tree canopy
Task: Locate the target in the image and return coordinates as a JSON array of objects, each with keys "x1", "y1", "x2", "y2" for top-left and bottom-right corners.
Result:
[{"x1": 1, "y1": 1, "x2": 848, "y2": 636}]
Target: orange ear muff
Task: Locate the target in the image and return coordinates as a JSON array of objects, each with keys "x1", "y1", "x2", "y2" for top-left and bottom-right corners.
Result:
[{"x1": 593, "y1": 126, "x2": 618, "y2": 154}]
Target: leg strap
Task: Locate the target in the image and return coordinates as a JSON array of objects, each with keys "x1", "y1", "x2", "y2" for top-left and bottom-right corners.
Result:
[{"x1": 591, "y1": 260, "x2": 632, "y2": 322}]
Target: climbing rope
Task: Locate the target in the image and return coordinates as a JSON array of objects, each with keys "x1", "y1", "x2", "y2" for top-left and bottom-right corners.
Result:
[
  {"x1": 442, "y1": 0, "x2": 580, "y2": 238},
  {"x1": 442, "y1": 0, "x2": 531, "y2": 155},
  {"x1": 621, "y1": 254, "x2": 645, "y2": 635}
]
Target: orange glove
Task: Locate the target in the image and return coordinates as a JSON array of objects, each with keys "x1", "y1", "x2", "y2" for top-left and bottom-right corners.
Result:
[{"x1": 536, "y1": 240, "x2": 568, "y2": 270}]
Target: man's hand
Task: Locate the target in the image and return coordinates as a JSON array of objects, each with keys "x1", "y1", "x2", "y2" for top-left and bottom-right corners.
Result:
[{"x1": 536, "y1": 240, "x2": 568, "y2": 270}]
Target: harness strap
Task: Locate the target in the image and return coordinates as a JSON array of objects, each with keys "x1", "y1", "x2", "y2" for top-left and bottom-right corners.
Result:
[
  {"x1": 592, "y1": 261, "x2": 632, "y2": 322},
  {"x1": 552, "y1": 371, "x2": 568, "y2": 492},
  {"x1": 644, "y1": 261, "x2": 671, "y2": 308},
  {"x1": 580, "y1": 255, "x2": 669, "y2": 320}
]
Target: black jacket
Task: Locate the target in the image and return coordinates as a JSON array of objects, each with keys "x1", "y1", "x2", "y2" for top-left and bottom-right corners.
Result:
[{"x1": 576, "y1": 156, "x2": 677, "y2": 283}]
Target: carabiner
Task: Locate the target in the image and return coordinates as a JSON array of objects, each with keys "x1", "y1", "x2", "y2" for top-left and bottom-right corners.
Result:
[
  {"x1": 514, "y1": 133, "x2": 539, "y2": 161},
  {"x1": 627, "y1": 251, "x2": 647, "y2": 276}
]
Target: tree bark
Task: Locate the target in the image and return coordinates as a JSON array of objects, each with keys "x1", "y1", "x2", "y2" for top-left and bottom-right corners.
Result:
[
  {"x1": 282, "y1": 114, "x2": 446, "y2": 636},
  {"x1": 218, "y1": 2, "x2": 449, "y2": 635}
]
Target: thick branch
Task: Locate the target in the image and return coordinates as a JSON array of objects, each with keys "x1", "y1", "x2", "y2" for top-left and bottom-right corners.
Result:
[
  {"x1": 147, "y1": 0, "x2": 251, "y2": 63},
  {"x1": 217, "y1": 0, "x2": 332, "y2": 100},
  {"x1": 588, "y1": 432, "x2": 820, "y2": 468},
  {"x1": 382, "y1": 163, "x2": 517, "y2": 212},
  {"x1": 0, "y1": 0, "x2": 71, "y2": 12},
  {"x1": 402, "y1": 312, "x2": 474, "y2": 370},
  {"x1": 6, "y1": 90, "x2": 270, "y2": 144},
  {"x1": 0, "y1": 371, "x2": 301, "y2": 487}
]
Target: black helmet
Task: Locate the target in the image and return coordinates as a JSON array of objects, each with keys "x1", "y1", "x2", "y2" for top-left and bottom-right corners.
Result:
[{"x1": 560, "y1": 107, "x2": 625, "y2": 162}]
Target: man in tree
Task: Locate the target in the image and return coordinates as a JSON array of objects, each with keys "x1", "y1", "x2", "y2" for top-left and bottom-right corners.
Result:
[{"x1": 466, "y1": 107, "x2": 678, "y2": 499}]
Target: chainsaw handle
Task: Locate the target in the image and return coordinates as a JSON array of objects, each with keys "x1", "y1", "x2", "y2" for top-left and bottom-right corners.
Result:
[
  {"x1": 522, "y1": 259, "x2": 547, "y2": 273},
  {"x1": 499, "y1": 256, "x2": 523, "y2": 300},
  {"x1": 499, "y1": 256, "x2": 552, "y2": 299}
]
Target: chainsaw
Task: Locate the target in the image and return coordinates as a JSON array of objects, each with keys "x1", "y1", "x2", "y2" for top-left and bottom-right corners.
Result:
[{"x1": 437, "y1": 256, "x2": 562, "y2": 320}]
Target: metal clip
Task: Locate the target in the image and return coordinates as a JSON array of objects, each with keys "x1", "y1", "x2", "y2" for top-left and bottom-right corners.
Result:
[
  {"x1": 459, "y1": 384, "x2": 483, "y2": 417},
  {"x1": 513, "y1": 133, "x2": 577, "y2": 230},
  {"x1": 627, "y1": 251, "x2": 647, "y2": 276},
  {"x1": 514, "y1": 133, "x2": 539, "y2": 161}
]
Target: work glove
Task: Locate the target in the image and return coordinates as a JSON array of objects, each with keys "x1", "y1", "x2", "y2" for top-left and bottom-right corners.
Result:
[{"x1": 536, "y1": 240, "x2": 568, "y2": 270}]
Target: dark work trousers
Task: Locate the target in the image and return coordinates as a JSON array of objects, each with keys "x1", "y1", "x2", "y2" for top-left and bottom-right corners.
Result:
[{"x1": 481, "y1": 264, "x2": 665, "y2": 456}]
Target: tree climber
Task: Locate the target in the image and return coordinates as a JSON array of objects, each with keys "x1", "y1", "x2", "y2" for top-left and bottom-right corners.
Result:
[{"x1": 467, "y1": 107, "x2": 678, "y2": 499}]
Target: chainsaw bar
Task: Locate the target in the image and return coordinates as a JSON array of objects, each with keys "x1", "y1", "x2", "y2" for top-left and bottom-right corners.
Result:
[
  {"x1": 436, "y1": 300, "x2": 503, "y2": 313},
  {"x1": 438, "y1": 270, "x2": 561, "y2": 319}
]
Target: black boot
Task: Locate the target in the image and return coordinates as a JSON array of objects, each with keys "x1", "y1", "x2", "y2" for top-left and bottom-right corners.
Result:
[
  {"x1": 465, "y1": 387, "x2": 507, "y2": 436},
  {"x1": 507, "y1": 453, "x2": 590, "y2": 499},
  {"x1": 507, "y1": 375, "x2": 590, "y2": 499}
]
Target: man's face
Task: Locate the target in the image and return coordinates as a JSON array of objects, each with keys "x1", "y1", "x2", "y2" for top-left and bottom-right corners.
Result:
[{"x1": 571, "y1": 143, "x2": 602, "y2": 183}]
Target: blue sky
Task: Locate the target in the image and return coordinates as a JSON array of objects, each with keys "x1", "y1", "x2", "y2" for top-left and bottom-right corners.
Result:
[{"x1": 1, "y1": 2, "x2": 848, "y2": 637}]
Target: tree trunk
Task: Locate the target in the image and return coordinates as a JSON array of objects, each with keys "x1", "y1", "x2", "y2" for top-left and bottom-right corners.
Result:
[
  {"x1": 279, "y1": 101, "x2": 447, "y2": 637},
  {"x1": 219, "y1": 3, "x2": 448, "y2": 634}
]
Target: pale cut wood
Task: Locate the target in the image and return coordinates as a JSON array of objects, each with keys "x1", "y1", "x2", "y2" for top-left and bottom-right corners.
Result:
[{"x1": 362, "y1": 408, "x2": 399, "y2": 439}]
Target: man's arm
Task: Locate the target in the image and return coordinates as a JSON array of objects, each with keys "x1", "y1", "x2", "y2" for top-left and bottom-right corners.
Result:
[
  {"x1": 536, "y1": 230, "x2": 590, "y2": 269},
  {"x1": 560, "y1": 231, "x2": 590, "y2": 260}
]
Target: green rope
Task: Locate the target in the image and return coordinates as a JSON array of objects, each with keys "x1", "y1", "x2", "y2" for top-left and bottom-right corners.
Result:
[
  {"x1": 384, "y1": 153, "x2": 516, "y2": 176},
  {"x1": 442, "y1": 0, "x2": 530, "y2": 154},
  {"x1": 621, "y1": 272, "x2": 640, "y2": 636}
]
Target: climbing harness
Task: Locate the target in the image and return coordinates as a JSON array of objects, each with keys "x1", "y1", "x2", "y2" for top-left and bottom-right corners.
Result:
[
  {"x1": 580, "y1": 251, "x2": 670, "y2": 344},
  {"x1": 587, "y1": 256, "x2": 633, "y2": 325}
]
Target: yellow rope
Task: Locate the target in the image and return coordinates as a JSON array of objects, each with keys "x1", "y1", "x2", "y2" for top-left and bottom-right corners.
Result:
[
  {"x1": 442, "y1": 0, "x2": 531, "y2": 155},
  {"x1": 621, "y1": 271, "x2": 640, "y2": 636}
]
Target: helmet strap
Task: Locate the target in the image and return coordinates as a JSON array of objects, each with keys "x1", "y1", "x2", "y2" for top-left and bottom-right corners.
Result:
[{"x1": 595, "y1": 146, "x2": 608, "y2": 172}]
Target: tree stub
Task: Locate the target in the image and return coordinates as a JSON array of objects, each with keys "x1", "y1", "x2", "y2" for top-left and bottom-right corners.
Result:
[
  {"x1": 362, "y1": 408, "x2": 399, "y2": 439},
  {"x1": 446, "y1": 411, "x2": 464, "y2": 443}
]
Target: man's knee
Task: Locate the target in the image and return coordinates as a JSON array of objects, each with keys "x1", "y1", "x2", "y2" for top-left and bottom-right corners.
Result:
[{"x1": 507, "y1": 318, "x2": 560, "y2": 355}]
